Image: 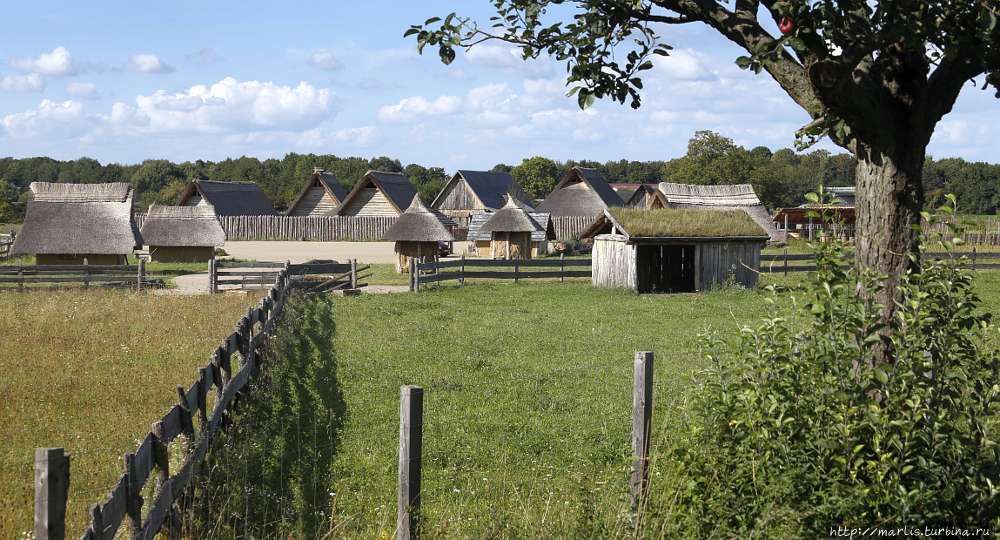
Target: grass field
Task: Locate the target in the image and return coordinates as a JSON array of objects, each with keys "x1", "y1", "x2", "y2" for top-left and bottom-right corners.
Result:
[{"x1": 0, "y1": 290, "x2": 257, "y2": 537}]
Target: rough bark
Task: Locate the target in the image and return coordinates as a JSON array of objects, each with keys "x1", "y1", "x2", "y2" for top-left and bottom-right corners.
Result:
[{"x1": 853, "y1": 140, "x2": 926, "y2": 327}]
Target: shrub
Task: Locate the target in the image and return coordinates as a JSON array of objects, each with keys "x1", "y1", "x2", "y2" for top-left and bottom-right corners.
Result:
[{"x1": 654, "y1": 200, "x2": 1000, "y2": 537}]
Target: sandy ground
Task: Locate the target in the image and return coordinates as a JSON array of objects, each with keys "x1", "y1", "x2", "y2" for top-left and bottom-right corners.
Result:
[{"x1": 221, "y1": 241, "x2": 475, "y2": 264}]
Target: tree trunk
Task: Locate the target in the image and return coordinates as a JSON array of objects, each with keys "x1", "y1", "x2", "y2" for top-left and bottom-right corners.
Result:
[{"x1": 853, "y1": 141, "x2": 926, "y2": 327}]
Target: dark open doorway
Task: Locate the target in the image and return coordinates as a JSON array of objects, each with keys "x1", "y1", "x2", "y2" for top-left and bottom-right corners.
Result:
[{"x1": 636, "y1": 244, "x2": 695, "y2": 293}]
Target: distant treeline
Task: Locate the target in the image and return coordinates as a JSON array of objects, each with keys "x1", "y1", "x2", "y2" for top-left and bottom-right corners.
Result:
[{"x1": 0, "y1": 131, "x2": 996, "y2": 222}]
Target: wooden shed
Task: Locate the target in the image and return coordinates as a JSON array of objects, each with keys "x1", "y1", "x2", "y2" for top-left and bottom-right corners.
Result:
[
  {"x1": 467, "y1": 206, "x2": 554, "y2": 258},
  {"x1": 381, "y1": 196, "x2": 456, "y2": 272},
  {"x1": 536, "y1": 167, "x2": 623, "y2": 217},
  {"x1": 475, "y1": 196, "x2": 552, "y2": 260},
  {"x1": 12, "y1": 182, "x2": 141, "y2": 265},
  {"x1": 177, "y1": 179, "x2": 278, "y2": 216},
  {"x1": 583, "y1": 208, "x2": 768, "y2": 293},
  {"x1": 286, "y1": 167, "x2": 348, "y2": 216},
  {"x1": 431, "y1": 170, "x2": 532, "y2": 219},
  {"x1": 335, "y1": 170, "x2": 419, "y2": 217},
  {"x1": 139, "y1": 203, "x2": 226, "y2": 262}
]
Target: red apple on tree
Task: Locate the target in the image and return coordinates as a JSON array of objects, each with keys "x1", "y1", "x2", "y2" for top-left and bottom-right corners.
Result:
[{"x1": 779, "y1": 16, "x2": 795, "y2": 35}]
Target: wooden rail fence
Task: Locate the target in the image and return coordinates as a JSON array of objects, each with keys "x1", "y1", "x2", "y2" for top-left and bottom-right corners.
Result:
[
  {"x1": 411, "y1": 255, "x2": 591, "y2": 291},
  {"x1": 0, "y1": 260, "x2": 160, "y2": 290},
  {"x1": 0, "y1": 232, "x2": 14, "y2": 259},
  {"x1": 33, "y1": 268, "x2": 292, "y2": 540},
  {"x1": 209, "y1": 259, "x2": 370, "y2": 293},
  {"x1": 760, "y1": 249, "x2": 1000, "y2": 275}
]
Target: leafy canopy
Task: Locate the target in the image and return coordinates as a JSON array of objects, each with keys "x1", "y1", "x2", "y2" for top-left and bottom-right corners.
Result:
[{"x1": 409, "y1": 1, "x2": 1000, "y2": 151}]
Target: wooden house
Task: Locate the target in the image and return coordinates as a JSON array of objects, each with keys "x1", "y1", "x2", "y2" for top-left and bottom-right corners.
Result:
[
  {"x1": 536, "y1": 167, "x2": 623, "y2": 217},
  {"x1": 654, "y1": 182, "x2": 781, "y2": 243},
  {"x1": 467, "y1": 206, "x2": 554, "y2": 258},
  {"x1": 335, "y1": 170, "x2": 418, "y2": 217},
  {"x1": 472, "y1": 197, "x2": 554, "y2": 259},
  {"x1": 381, "y1": 196, "x2": 456, "y2": 272},
  {"x1": 583, "y1": 207, "x2": 768, "y2": 293},
  {"x1": 177, "y1": 180, "x2": 278, "y2": 216},
  {"x1": 12, "y1": 182, "x2": 141, "y2": 265},
  {"x1": 286, "y1": 167, "x2": 348, "y2": 216},
  {"x1": 624, "y1": 184, "x2": 668, "y2": 209},
  {"x1": 430, "y1": 170, "x2": 532, "y2": 219},
  {"x1": 139, "y1": 203, "x2": 226, "y2": 262}
]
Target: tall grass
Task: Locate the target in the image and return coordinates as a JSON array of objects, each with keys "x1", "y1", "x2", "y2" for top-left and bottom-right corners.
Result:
[{"x1": 0, "y1": 290, "x2": 256, "y2": 537}]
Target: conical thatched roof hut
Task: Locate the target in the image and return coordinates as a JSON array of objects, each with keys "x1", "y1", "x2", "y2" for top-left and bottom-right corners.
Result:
[
  {"x1": 479, "y1": 196, "x2": 546, "y2": 259},
  {"x1": 12, "y1": 182, "x2": 140, "y2": 265},
  {"x1": 140, "y1": 203, "x2": 226, "y2": 262},
  {"x1": 382, "y1": 196, "x2": 456, "y2": 272}
]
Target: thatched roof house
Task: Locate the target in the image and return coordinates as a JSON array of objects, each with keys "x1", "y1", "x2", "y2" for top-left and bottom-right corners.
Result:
[
  {"x1": 537, "y1": 167, "x2": 623, "y2": 217},
  {"x1": 12, "y1": 182, "x2": 140, "y2": 265},
  {"x1": 430, "y1": 170, "x2": 532, "y2": 218},
  {"x1": 382, "y1": 196, "x2": 456, "y2": 272},
  {"x1": 335, "y1": 170, "x2": 418, "y2": 217},
  {"x1": 177, "y1": 180, "x2": 278, "y2": 216},
  {"x1": 624, "y1": 184, "x2": 668, "y2": 209},
  {"x1": 140, "y1": 203, "x2": 226, "y2": 262},
  {"x1": 287, "y1": 167, "x2": 348, "y2": 216},
  {"x1": 585, "y1": 207, "x2": 768, "y2": 293},
  {"x1": 653, "y1": 182, "x2": 780, "y2": 243},
  {"x1": 473, "y1": 197, "x2": 553, "y2": 259}
]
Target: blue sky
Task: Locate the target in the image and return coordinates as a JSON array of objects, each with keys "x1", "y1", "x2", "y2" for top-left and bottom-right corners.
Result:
[{"x1": 1, "y1": 1, "x2": 996, "y2": 168}]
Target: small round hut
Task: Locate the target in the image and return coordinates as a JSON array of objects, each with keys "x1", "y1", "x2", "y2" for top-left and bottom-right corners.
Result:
[
  {"x1": 140, "y1": 203, "x2": 226, "y2": 262},
  {"x1": 381, "y1": 196, "x2": 456, "y2": 273},
  {"x1": 480, "y1": 196, "x2": 544, "y2": 260}
]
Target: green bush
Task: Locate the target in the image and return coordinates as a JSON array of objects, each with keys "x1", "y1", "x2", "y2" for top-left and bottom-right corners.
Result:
[{"x1": 655, "y1": 201, "x2": 1000, "y2": 537}]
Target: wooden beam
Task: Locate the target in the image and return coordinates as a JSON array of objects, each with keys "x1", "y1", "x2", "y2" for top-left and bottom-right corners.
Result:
[
  {"x1": 397, "y1": 385, "x2": 423, "y2": 540},
  {"x1": 630, "y1": 351, "x2": 654, "y2": 513},
  {"x1": 34, "y1": 447, "x2": 70, "y2": 540}
]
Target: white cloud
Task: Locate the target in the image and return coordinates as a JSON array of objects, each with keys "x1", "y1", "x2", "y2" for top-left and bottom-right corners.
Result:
[
  {"x1": 2, "y1": 99, "x2": 86, "y2": 138},
  {"x1": 130, "y1": 54, "x2": 175, "y2": 74},
  {"x1": 377, "y1": 95, "x2": 462, "y2": 123},
  {"x1": 308, "y1": 50, "x2": 342, "y2": 71},
  {"x1": 66, "y1": 81, "x2": 98, "y2": 99},
  {"x1": 464, "y1": 43, "x2": 553, "y2": 76},
  {"x1": 653, "y1": 49, "x2": 717, "y2": 81},
  {"x1": 106, "y1": 77, "x2": 333, "y2": 133},
  {"x1": 0, "y1": 73, "x2": 44, "y2": 92},
  {"x1": 11, "y1": 46, "x2": 76, "y2": 76},
  {"x1": 331, "y1": 125, "x2": 376, "y2": 144}
]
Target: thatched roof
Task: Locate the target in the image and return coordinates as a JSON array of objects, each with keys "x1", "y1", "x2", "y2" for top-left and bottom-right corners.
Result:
[
  {"x1": 178, "y1": 180, "x2": 278, "y2": 216},
  {"x1": 287, "y1": 169, "x2": 348, "y2": 215},
  {"x1": 432, "y1": 170, "x2": 531, "y2": 211},
  {"x1": 583, "y1": 208, "x2": 769, "y2": 240},
  {"x1": 656, "y1": 182, "x2": 779, "y2": 242},
  {"x1": 468, "y1": 210, "x2": 553, "y2": 242},
  {"x1": 382, "y1": 196, "x2": 456, "y2": 242},
  {"x1": 140, "y1": 204, "x2": 226, "y2": 247},
  {"x1": 12, "y1": 200, "x2": 140, "y2": 255},
  {"x1": 537, "y1": 167, "x2": 623, "y2": 217},
  {"x1": 30, "y1": 182, "x2": 133, "y2": 203},
  {"x1": 479, "y1": 196, "x2": 546, "y2": 235},
  {"x1": 336, "y1": 170, "x2": 418, "y2": 216}
]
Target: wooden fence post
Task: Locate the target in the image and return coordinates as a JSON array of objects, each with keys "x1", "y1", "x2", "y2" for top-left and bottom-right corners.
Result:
[
  {"x1": 560, "y1": 253, "x2": 565, "y2": 283},
  {"x1": 398, "y1": 385, "x2": 423, "y2": 540},
  {"x1": 124, "y1": 452, "x2": 143, "y2": 536},
  {"x1": 83, "y1": 258, "x2": 90, "y2": 288},
  {"x1": 137, "y1": 258, "x2": 145, "y2": 292},
  {"x1": 630, "y1": 351, "x2": 654, "y2": 513},
  {"x1": 513, "y1": 258, "x2": 519, "y2": 284},
  {"x1": 207, "y1": 258, "x2": 216, "y2": 294},
  {"x1": 783, "y1": 248, "x2": 788, "y2": 277},
  {"x1": 351, "y1": 259, "x2": 358, "y2": 289},
  {"x1": 18, "y1": 265, "x2": 24, "y2": 292},
  {"x1": 34, "y1": 447, "x2": 70, "y2": 540},
  {"x1": 460, "y1": 254, "x2": 465, "y2": 287},
  {"x1": 973, "y1": 246, "x2": 977, "y2": 272}
]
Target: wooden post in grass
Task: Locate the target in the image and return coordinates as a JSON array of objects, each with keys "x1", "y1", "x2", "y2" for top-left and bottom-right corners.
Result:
[
  {"x1": 351, "y1": 259, "x2": 358, "y2": 289},
  {"x1": 137, "y1": 258, "x2": 146, "y2": 291},
  {"x1": 513, "y1": 258, "x2": 519, "y2": 284},
  {"x1": 630, "y1": 351, "x2": 654, "y2": 513},
  {"x1": 783, "y1": 248, "x2": 788, "y2": 277},
  {"x1": 409, "y1": 258, "x2": 415, "y2": 292},
  {"x1": 398, "y1": 385, "x2": 423, "y2": 540},
  {"x1": 151, "y1": 421, "x2": 170, "y2": 490},
  {"x1": 34, "y1": 447, "x2": 70, "y2": 540},
  {"x1": 460, "y1": 254, "x2": 465, "y2": 287},
  {"x1": 124, "y1": 452, "x2": 143, "y2": 535},
  {"x1": 83, "y1": 258, "x2": 90, "y2": 288},
  {"x1": 208, "y1": 258, "x2": 216, "y2": 294},
  {"x1": 560, "y1": 252, "x2": 565, "y2": 283}
]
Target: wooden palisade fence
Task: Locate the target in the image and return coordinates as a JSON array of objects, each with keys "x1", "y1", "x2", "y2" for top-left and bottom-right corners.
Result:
[
  {"x1": 33, "y1": 267, "x2": 292, "y2": 540},
  {"x1": 410, "y1": 255, "x2": 591, "y2": 291},
  {"x1": 392, "y1": 351, "x2": 655, "y2": 539},
  {"x1": 0, "y1": 260, "x2": 157, "y2": 290}
]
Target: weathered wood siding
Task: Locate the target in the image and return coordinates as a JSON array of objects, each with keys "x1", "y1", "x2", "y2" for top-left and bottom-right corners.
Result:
[
  {"x1": 491, "y1": 231, "x2": 532, "y2": 259},
  {"x1": 149, "y1": 246, "x2": 215, "y2": 263},
  {"x1": 475, "y1": 239, "x2": 548, "y2": 258},
  {"x1": 592, "y1": 235, "x2": 636, "y2": 290},
  {"x1": 395, "y1": 241, "x2": 438, "y2": 273},
  {"x1": 434, "y1": 180, "x2": 481, "y2": 212},
  {"x1": 288, "y1": 186, "x2": 338, "y2": 216},
  {"x1": 696, "y1": 241, "x2": 762, "y2": 290},
  {"x1": 340, "y1": 188, "x2": 398, "y2": 216},
  {"x1": 551, "y1": 216, "x2": 594, "y2": 240}
]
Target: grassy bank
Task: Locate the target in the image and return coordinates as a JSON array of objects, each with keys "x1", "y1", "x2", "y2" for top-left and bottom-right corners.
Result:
[{"x1": 0, "y1": 290, "x2": 257, "y2": 537}]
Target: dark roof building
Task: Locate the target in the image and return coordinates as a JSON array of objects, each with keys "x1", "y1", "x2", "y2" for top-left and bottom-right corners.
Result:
[
  {"x1": 12, "y1": 182, "x2": 140, "y2": 264},
  {"x1": 336, "y1": 170, "x2": 419, "y2": 217},
  {"x1": 430, "y1": 170, "x2": 532, "y2": 217},
  {"x1": 177, "y1": 180, "x2": 278, "y2": 216},
  {"x1": 537, "y1": 167, "x2": 623, "y2": 217},
  {"x1": 287, "y1": 167, "x2": 349, "y2": 216}
]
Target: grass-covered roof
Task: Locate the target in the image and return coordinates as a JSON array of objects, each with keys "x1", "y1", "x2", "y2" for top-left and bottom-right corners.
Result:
[{"x1": 608, "y1": 207, "x2": 768, "y2": 238}]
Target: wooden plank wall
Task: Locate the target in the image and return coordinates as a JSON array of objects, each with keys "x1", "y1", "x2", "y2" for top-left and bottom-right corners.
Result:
[
  {"x1": 551, "y1": 216, "x2": 594, "y2": 240},
  {"x1": 592, "y1": 236, "x2": 636, "y2": 290},
  {"x1": 697, "y1": 241, "x2": 761, "y2": 290},
  {"x1": 133, "y1": 214, "x2": 397, "y2": 241},
  {"x1": 288, "y1": 186, "x2": 338, "y2": 216}
]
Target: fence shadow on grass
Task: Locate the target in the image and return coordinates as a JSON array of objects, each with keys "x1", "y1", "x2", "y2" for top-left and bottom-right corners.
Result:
[{"x1": 185, "y1": 292, "x2": 346, "y2": 538}]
